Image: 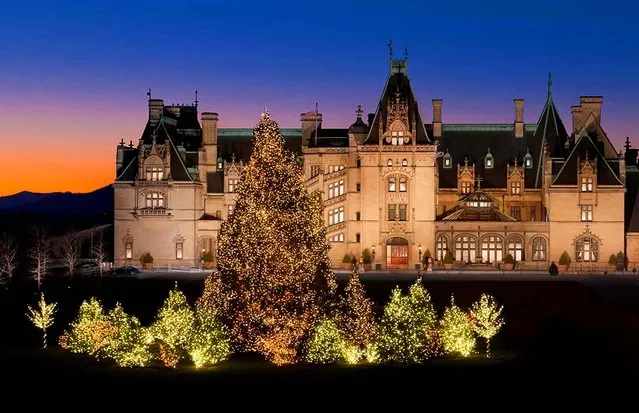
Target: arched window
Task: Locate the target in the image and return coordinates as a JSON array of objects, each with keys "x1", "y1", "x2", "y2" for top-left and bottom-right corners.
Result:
[
  {"x1": 402, "y1": 159, "x2": 408, "y2": 167},
  {"x1": 145, "y1": 192, "x2": 164, "y2": 208},
  {"x1": 144, "y1": 155, "x2": 164, "y2": 181},
  {"x1": 507, "y1": 235, "x2": 524, "y2": 261},
  {"x1": 436, "y1": 235, "x2": 448, "y2": 261},
  {"x1": 387, "y1": 159, "x2": 393, "y2": 167},
  {"x1": 531, "y1": 236, "x2": 547, "y2": 261},
  {"x1": 576, "y1": 236, "x2": 598, "y2": 262},
  {"x1": 338, "y1": 180, "x2": 345, "y2": 196},
  {"x1": 388, "y1": 177, "x2": 396, "y2": 192},
  {"x1": 455, "y1": 235, "x2": 477, "y2": 263},
  {"x1": 328, "y1": 183, "x2": 334, "y2": 199},
  {"x1": 481, "y1": 235, "x2": 503, "y2": 263},
  {"x1": 399, "y1": 177, "x2": 407, "y2": 192}
]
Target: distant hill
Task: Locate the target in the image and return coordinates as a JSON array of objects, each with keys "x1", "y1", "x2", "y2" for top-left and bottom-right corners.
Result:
[{"x1": 0, "y1": 185, "x2": 113, "y2": 216}]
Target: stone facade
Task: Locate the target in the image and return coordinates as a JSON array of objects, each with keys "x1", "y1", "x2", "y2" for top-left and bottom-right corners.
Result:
[{"x1": 114, "y1": 58, "x2": 637, "y2": 271}]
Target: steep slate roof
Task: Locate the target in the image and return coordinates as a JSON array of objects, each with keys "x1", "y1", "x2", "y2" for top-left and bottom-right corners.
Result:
[
  {"x1": 530, "y1": 93, "x2": 570, "y2": 187},
  {"x1": 306, "y1": 128, "x2": 349, "y2": 148},
  {"x1": 436, "y1": 124, "x2": 537, "y2": 189},
  {"x1": 115, "y1": 147, "x2": 138, "y2": 181},
  {"x1": 552, "y1": 134, "x2": 623, "y2": 186},
  {"x1": 364, "y1": 70, "x2": 430, "y2": 145},
  {"x1": 206, "y1": 171, "x2": 224, "y2": 194},
  {"x1": 217, "y1": 128, "x2": 303, "y2": 163},
  {"x1": 440, "y1": 190, "x2": 517, "y2": 221}
]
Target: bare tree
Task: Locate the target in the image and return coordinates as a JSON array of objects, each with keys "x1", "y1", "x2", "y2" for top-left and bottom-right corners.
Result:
[
  {"x1": 92, "y1": 232, "x2": 106, "y2": 278},
  {"x1": 0, "y1": 233, "x2": 18, "y2": 286},
  {"x1": 28, "y1": 227, "x2": 51, "y2": 292},
  {"x1": 61, "y1": 234, "x2": 80, "y2": 278}
]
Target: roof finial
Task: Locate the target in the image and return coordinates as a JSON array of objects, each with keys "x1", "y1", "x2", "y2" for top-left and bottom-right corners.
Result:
[
  {"x1": 388, "y1": 39, "x2": 393, "y2": 61},
  {"x1": 356, "y1": 104, "x2": 363, "y2": 119},
  {"x1": 625, "y1": 136, "x2": 631, "y2": 151},
  {"x1": 147, "y1": 88, "x2": 152, "y2": 101},
  {"x1": 404, "y1": 47, "x2": 408, "y2": 60},
  {"x1": 194, "y1": 90, "x2": 199, "y2": 107},
  {"x1": 475, "y1": 176, "x2": 483, "y2": 190},
  {"x1": 548, "y1": 72, "x2": 552, "y2": 99}
]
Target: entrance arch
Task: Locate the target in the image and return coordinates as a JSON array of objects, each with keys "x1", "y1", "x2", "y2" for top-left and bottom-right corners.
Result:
[{"x1": 386, "y1": 237, "x2": 409, "y2": 269}]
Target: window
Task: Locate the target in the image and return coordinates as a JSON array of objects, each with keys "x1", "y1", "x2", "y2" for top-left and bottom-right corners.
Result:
[
  {"x1": 399, "y1": 204, "x2": 407, "y2": 221},
  {"x1": 511, "y1": 206, "x2": 521, "y2": 220},
  {"x1": 581, "y1": 205, "x2": 593, "y2": 222},
  {"x1": 485, "y1": 148, "x2": 494, "y2": 169},
  {"x1": 511, "y1": 181, "x2": 521, "y2": 195},
  {"x1": 228, "y1": 205, "x2": 234, "y2": 217},
  {"x1": 581, "y1": 177, "x2": 593, "y2": 192},
  {"x1": 145, "y1": 192, "x2": 164, "y2": 208},
  {"x1": 524, "y1": 151, "x2": 533, "y2": 169},
  {"x1": 310, "y1": 165, "x2": 321, "y2": 177},
  {"x1": 391, "y1": 131, "x2": 405, "y2": 145},
  {"x1": 217, "y1": 157, "x2": 223, "y2": 170},
  {"x1": 388, "y1": 204, "x2": 396, "y2": 221},
  {"x1": 328, "y1": 183, "x2": 334, "y2": 199},
  {"x1": 436, "y1": 235, "x2": 448, "y2": 261},
  {"x1": 338, "y1": 207, "x2": 344, "y2": 223},
  {"x1": 125, "y1": 242, "x2": 133, "y2": 259},
  {"x1": 329, "y1": 207, "x2": 344, "y2": 225},
  {"x1": 455, "y1": 235, "x2": 476, "y2": 263},
  {"x1": 531, "y1": 236, "x2": 547, "y2": 261},
  {"x1": 145, "y1": 166, "x2": 164, "y2": 181},
  {"x1": 338, "y1": 180, "x2": 345, "y2": 196},
  {"x1": 387, "y1": 159, "x2": 393, "y2": 167},
  {"x1": 356, "y1": 183, "x2": 361, "y2": 192},
  {"x1": 576, "y1": 237, "x2": 598, "y2": 262},
  {"x1": 443, "y1": 151, "x2": 452, "y2": 169},
  {"x1": 507, "y1": 235, "x2": 523, "y2": 261},
  {"x1": 388, "y1": 177, "x2": 396, "y2": 192},
  {"x1": 530, "y1": 206, "x2": 536, "y2": 221},
  {"x1": 481, "y1": 235, "x2": 503, "y2": 263},
  {"x1": 356, "y1": 159, "x2": 361, "y2": 168},
  {"x1": 356, "y1": 212, "x2": 361, "y2": 221},
  {"x1": 399, "y1": 177, "x2": 407, "y2": 192},
  {"x1": 228, "y1": 179, "x2": 238, "y2": 193},
  {"x1": 461, "y1": 181, "x2": 472, "y2": 194},
  {"x1": 356, "y1": 233, "x2": 361, "y2": 243},
  {"x1": 402, "y1": 159, "x2": 408, "y2": 167},
  {"x1": 328, "y1": 165, "x2": 334, "y2": 173},
  {"x1": 328, "y1": 210, "x2": 334, "y2": 225},
  {"x1": 176, "y1": 242, "x2": 183, "y2": 260},
  {"x1": 329, "y1": 233, "x2": 344, "y2": 243}
]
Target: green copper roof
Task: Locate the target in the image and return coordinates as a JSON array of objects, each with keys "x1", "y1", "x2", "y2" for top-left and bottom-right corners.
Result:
[{"x1": 442, "y1": 124, "x2": 538, "y2": 132}]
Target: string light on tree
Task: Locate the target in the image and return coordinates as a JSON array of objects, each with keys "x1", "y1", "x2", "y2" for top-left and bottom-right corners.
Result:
[
  {"x1": 188, "y1": 302, "x2": 231, "y2": 368},
  {"x1": 469, "y1": 293, "x2": 505, "y2": 358},
  {"x1": 440, "y1": 294, "x2": 476, "y2": 357},
  {"x1": 305, "y1": 318, "x2": 345, "y2": 364},
  {"x1": 101, "y1": 303, "x2": 153, "y2": 368},
  {"x1": 26, "y1": 293, "x2": 57, "y2": 348},
  {"x1": 59, "y1": 298, "x2": 115, "y2": 356},
  {"x1": 338, "y1": 267, "x2": 377, "y2": 352},
  {"x1": 215, "y1": 110, "x2": 337, "y2": 365},
  {"x1": 150, "y1": 287, "x2": 195, "y2": 367}
]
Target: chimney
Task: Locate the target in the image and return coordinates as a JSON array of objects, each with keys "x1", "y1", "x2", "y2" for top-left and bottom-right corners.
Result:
[
  {"x1": 580, "y1": 96, "x2": 603, "y2": 124},
  {"x1": 570, "y1": 105, "x2": 583, "y2": 134},
  {"x1": 201, "y1": 112, "x2": 218, "y2": 145},
  {"x1": 514, "y1": 99, "x2": 524, "y2": 138},
  {"x1": 116, "y1": 139, "x2": 125, "y2": 178},
  {"x1": 432, "y1": 99, "x2": 442, "y2": 138},
  {"x1": 149, "y1": 99, "x2": 164, "y2": 125},
  {"x1": 367, "y1": 113, "x2": 375, "y2": 127},
  {"x1": 166, "y1": 105, "x2": 181, "y2": 118},
  {"x1": 301, "y1": 110, "x2": 322, "y2": 146}
]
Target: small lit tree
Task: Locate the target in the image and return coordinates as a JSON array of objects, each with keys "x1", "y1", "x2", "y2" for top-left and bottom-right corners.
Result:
[
  {"x1": 338, "y1": 267, "x2": 377, "y2": 351},
  {"x1": 150, "y1": 286, "x2": 195, "y2": 366},
  {"x1": 406, "y1": 278, "x2": 438, "y2": 358},
  {"x1": 26, "y1": 293, "x2": 57, "y2": 348},
  {"x1": 59, "y1": 297, "x2": 114, "y2": 356},
  {"x1": 28, "y1": 226, "x2": 50, "y2": 292},
  {"x1": 92, "y1": 232, "x2": 107, "y2": 278},
  {"x1": 62, "y1": 234, "x2": 80, "y2": 278},
  {"x1": 305, "y1": 318, "x2": 345, "y2": 364},
  {"x1": 188, "y1": 304, "x2": 231, "y2": 368},
  {"x1": 0, "y1": 233, "x2": 18, "y2": 286},
  {"x1": 377, "y1": 287, "x2": 423, "y2": 364},
  {"x1": 469, "y1": 293, "x2": 504, "y2": 358},
  {"x1": 196, "y1": 271, "x2": 227, "y2": 317},
  {"x1": 102, "y1": 303, "x2": 153, "y2": 367},
  {"x1": 440, "y1": 295, "x2": 476, "y2": 357}
]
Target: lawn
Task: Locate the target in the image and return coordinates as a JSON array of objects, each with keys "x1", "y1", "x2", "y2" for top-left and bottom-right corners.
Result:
[{"x1": 3, "y1": 275, "x2": 639, "y2": 384}]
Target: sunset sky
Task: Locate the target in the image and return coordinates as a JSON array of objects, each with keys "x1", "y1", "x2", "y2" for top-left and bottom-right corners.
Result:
[{"x1": 1, "y1": 0, "x2": 638, "y2": 195}]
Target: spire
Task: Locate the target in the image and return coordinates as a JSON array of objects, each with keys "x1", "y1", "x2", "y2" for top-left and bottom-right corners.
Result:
[
  {"x1": 625, "y1": 137, "x2": 632, "y2": 152},
  {"x1": 147, "y1": 88, "x2": 152, "y2": 102},
  {"x1": 194, "y1": 90, "x2": 199, "y2": 107},
  {"x1": 404, "y1": 47, "x2": 408, "y2": 60},
  {"x1": 547, "y1": 72, "x2": 552, "y2": 100},
  {"x1": 356, "y1": 104, "x2": 363, "y2": 120}
]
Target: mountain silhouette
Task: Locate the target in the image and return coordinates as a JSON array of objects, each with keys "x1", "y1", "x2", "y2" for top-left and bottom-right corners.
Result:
[{"x1": 0, "y1": 185, "x2": 113, "y2": 216}]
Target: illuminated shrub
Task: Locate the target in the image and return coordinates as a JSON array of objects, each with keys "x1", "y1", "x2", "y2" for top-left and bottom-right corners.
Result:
[
  {"x1": 469, "y1": 293, "x2": 504, "y2": 358},
  {"x1": 150, "y1": 287, "x2": 195, "y2": 356},
  {"x1": 305, "y1": 318, "x2": 345, "y2": 364},
  {"x1": 102, "y1": 303, "x2": 153, "y2": 367},
  {"x1": 337, "y1": 268, "x2": 377, "y2": 349},
  {"x1": 59, "y1": 298, "x2": 114, "y2": 357},
  {"x1": 440, "y1": 295, "x2": 476, "y2": 357},
  {"x1": 188, "y1": 305, "x2": 231, "y2": 368}
]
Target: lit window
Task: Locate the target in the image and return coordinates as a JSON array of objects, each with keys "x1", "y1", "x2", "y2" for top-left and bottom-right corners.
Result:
[
  {"x1": 532, "y1": 236, "x2": 546, "y2": 261},
  {"x1": 388, "y1": 177, "x2": 396, "y2": 192},
  {"x1": 524, "y1": 151, "x2": 533, "y2": 169},
  {"x1": 338, "y1": 207, "x2": 344, "y2": 223},
  {"x1": 125, "y1": 242, "x2": 132, "y2": 259},
  {"x1": 402, "y1": 159, "x2": 408, "y2": 167},
  {"x1": 581, "y1": 177, "x2": 593, "y2": 192},
  {"x1": 399, "y1": 204, "x2": 407, "y2": 221},
  {"x1": 576, "y1": 237, "x2": 598, "y2": 262},
  {"x1": 339, "y1": 165, "x2": 345, "y2": 171},
  {"x1": 388, "y1": 204, "x2": 396, "y2": 221},
  {"x1": 145, "y1": 166, "x2": 164, "y2": 181},
  {"x1": 217, "y1": 157, "x2": 223, "y2": 170},
  {"x1": 145, "y1": 192, "x2": 164, "y2": 208},
  {"x1": 443, "y1": 152, "x2": 452, "y2": 169},
  {"x1": 338, "y1": 180, "x2": 345, "y2": 196},
  {"x1": 328, "y1": 210, "x2": 334, "y2": 225},
  {"x1": 398, "y1": 131, "x2": 404, "y2": 145},
  {"x1": 339, "y1": 233, "x2": 344, "y2": 242},
  {"x1": 581, "y1": 204, "x2": 593, "y2": 222},
  {"x1": 511, "y1": 181, "x2": 521, "y2": 195},
  {"x1": 530, "y1": 206, "x2": 536, "y2": 221},
  {"x1": 387, "y1": 159, "x2": 393, "y2": 167},
  {"x1": 311, "y1": 165, "x2": 320, "y2": 177},
  {"x1": 436, "y1": 235, "x2": 448, "y2": 261},
  {"x1": 507, "y1": 235, "x2": 523, "y2": 261},
  {"x1": 176, "y1": 242, "x2": 183, "y2": 260},
  {"x1": 391, "y1": 131, "x2": 398, "y2": 146},
  {"x1": 399, "y1": 177, "x2": 407, "y2": 192},
  {"x1": 328, "y1": 183, "x2": 334, "y2": 199},
  {"x1": 461, "y1": 181, "x2": 472, "y2": 194},
  {"x1": 228, "y1": 179, "x2": 238, "y2": 193}
]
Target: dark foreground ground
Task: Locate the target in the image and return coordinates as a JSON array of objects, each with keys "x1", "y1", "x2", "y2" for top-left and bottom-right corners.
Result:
[{"x1": 2, "y1": 275, "x2": 639, "y2": 391}]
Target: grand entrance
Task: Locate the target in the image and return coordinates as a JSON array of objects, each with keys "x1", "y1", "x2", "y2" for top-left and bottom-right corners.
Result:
[{"x1": 386, "y1": 237, "x2": 409, "y2": 269}]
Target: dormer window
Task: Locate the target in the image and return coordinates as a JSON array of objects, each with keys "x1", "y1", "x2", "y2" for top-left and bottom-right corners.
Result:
[
  {"x1": 443, "y1": 150, "x2": 452, "y2": 169},
  {"x1": 145, "y1": 166, "x2": 164, "y2": 181},
  {"x1": 402, "y1": 159, "x2": 408, "y2": 167},
  {"x1": 391, "y1": 131, "x2": 405, "y2": 145},
  {"x1": 524, "y1": 151, "x2": 533, "y2": 169},
  {"x1": 485, "y1": 147, "x2": 494, "y2": 169},
  {"x1": 387, "y1": 159, "x2": 393, "y2": 167},
  {"x1": 217, "y1": 157, "x2": 223, "y2": 170}
]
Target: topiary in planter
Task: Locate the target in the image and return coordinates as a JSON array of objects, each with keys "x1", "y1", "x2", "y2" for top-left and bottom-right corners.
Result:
[
  {"x1": 558, "y1": 251, "x2": 571, "y2": 266},
  {"x1": 342, "y1": 254, "x2": 353, "y2": 263},
  {"x1": 422, "y1": 249, "x2": 432, "y2": 267},
  {"x1": 202, "y1": 251, "x2": 214, "y2": 269},
  {"x1": 503, "y1": 253, "x2": 515, "y2": 270},
  {"x1": 548, "y1": 261, "x2": 559, "y2": 276},
  {"x1": 141, "y1": 252, "x2": 154, "y2": 269},
  {"x1": 616, "y1": 252, "x2": 626, "y2": 271},
  {"x1": 443, "y1": 250, "x2": 454, "y2": 269},
  {"x1": 608, "y1": 254, "x2": 617, "y2": 265},
  {"x1": 362, "y1": 248, "x2": 372, "y2": 265}
]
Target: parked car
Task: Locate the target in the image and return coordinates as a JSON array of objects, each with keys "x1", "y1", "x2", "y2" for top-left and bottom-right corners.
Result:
[{"x1": 111, "y1": 266, "x2": 141, "y2": 277}]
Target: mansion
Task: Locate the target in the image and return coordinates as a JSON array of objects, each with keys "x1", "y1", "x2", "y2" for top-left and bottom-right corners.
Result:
[{"x1": 114, "y1": 55, "x2": 639, "y2": 271}]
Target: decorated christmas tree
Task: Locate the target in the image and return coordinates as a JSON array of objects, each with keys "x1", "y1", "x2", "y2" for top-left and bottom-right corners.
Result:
[
  {"x1": 469, "y1": 293, "x2": 504, "y2": 357},
  {"x1": 150, "y1": 286, "x2": 195, "y2": 366},
  {"x1": 216, "y1": 110, "x2": 337, "y2": 365},
  {"x1": 102, "y1": 303, "x2": 153, "y2": 368},
  {"x1": 305, "y1": 318, "x2": 344, "y2": 364},
  {"x1": 338, "y1": 267, "x2": 377, "y2": 349},
  {"x1": 59, "y1": 298, "x2": 114, "y2": 356},
  {"x1": 440, "y1": 295, "x2": 476, "y2": 357},
  {"x1": 188, "y1": 303, "x2": 231, "y2": 368}
]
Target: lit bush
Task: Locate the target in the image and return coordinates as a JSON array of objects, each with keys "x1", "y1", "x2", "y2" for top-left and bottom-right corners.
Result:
[
  {"x1": 440, "y1": 295, "x2": 476, "y2": 357},
  {"x1": 305, "y1": 318, "x2": 345, "y2": 364},
  {"x1": 59, "y1": 298, "x2": 114, "y2": 357},
  {"x1": 102, "y1": 303, "x2": 153, "y2": 367},
  {"x1": 150, "y1": 287, "x2": 195, "y2": 365},
  {"x1": 188, "y1": 305, "x2": 231, "y2": 368}
]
